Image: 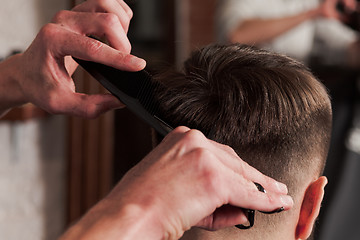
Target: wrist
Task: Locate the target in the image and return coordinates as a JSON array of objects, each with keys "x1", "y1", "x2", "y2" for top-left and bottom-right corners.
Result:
[
  {"x1": 60, "y1": 198, "x2": 166, "y2": 240},
  {"x1": 115, "y1": 203, "x2": 164, "y2": 240},
  {"x1": 0, "y1": 53, "x2": 28, "y2": 116},
  {"x1": 107, "y1": 198, "x2": 184, "y2": 240}
]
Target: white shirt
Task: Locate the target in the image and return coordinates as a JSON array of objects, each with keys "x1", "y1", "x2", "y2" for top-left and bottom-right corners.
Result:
[{"x1": 216, "y1": 0, "x2": 358, "y2": 63}]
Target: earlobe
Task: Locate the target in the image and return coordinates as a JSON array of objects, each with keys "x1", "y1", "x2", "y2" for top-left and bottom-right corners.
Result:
[{"x1": 295, "y1": 176, "x2": 328, "y2": 239}]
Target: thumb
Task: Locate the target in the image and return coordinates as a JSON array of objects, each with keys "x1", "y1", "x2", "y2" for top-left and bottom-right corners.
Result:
[{"x1": 58, "y1": 92, "x2": 125, "y2": 118}]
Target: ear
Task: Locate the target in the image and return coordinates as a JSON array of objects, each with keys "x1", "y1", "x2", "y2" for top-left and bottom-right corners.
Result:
[{"x1": 295, "y1": 176, "x2": 328, "y2": 239}]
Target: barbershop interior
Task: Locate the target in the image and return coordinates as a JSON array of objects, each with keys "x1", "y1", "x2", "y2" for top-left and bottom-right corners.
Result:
[{"x1": 1, "y1": 0, "x2": 360, "y2": 239}]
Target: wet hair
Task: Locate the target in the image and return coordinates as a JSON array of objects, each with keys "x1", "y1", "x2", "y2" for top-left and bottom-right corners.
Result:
[{"x1": 153, "y1": 44, "x2": 332, "y2": 234}]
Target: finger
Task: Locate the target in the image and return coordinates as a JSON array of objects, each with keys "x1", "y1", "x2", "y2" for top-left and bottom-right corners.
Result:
[
  {"x1": 211, "y1": 148, "x2": 283, "y2": 194},
  {"x1": 98, "y1": 0, "x2": 132, "y2": 33},
  {"x1": 68, "y1": 36, "x2": 144, "y2": 71},
  {"x1": 204, "y1": 139, "x2": 289, "y2": 195},
  {"x1": 49, "y1": 92, "x2": 125, "y2": 118},
  {"x1": 117, "y1": 0, "x2": 133, "y2": 19},
  {"x1": 149, "y1": 126, "x2": 193, "y2": 161},
  {"x1": 52, "y1": 11, "x2": 131, "y2": 53},
  {"x1": 182, "y1": 148, "x2": 293, "y2": 223},
  {"x1": 183, "y1": 147, "x2": 293, "y2": 213},
  {"x1": 342, "y1": 0, "x2": 357, "y2": 11},
  {"x1": 196, "y1": 205, "x2": 248, "y2": 230},
  {"x1": 166, "y1": 129, "x2": 216, "y2": 159},
  {"x1": 225, "y1": 170, "x2": 294, "y2": 212},
  {"x1": 163, "y1": 127, "x2": 289, "y2": 195},
  {"x1": 162, "y1": 128, "x2": 289, "y2": 195},
  {"x1": 72, "y1": 0, "x2": 133, "y2": 33},
  {"x1": 46, "y1": 25, "x2": 145, "y2": 71},
  {"x1": 160, "y1": 126, "x2": 192, "y2": 146},
  {"x1": 241, "y1": 164, "x2": 289, "y2": 194}
]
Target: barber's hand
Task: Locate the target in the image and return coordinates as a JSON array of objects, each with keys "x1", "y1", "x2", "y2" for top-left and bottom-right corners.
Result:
[
  {"x1": 340, "y1": 0, "x2": 358, "y2": 11},
  {"x1": 318, "y1": 0, "x2": 343, "y2": 20},
  {"x1": 61, "y1": 127, "x2": 293, "y2": 240},
  {"x1": 318, "y1": 0, "x2": 358, "y2": 21},
  {"x1": 11, "y1": 0, "x2": 145, "y2": 118}
]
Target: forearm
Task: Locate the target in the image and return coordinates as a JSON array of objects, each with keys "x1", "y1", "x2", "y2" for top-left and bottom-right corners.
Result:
[
  {"x1": 59, "y1": 199, "x2": 166, "y2": 240},
  {"x1": 0, "y1": 54, "x2": 27, "y2": 117},
  {"x1": 229, "y1": 8, "x2": 320, "y2": 45}
]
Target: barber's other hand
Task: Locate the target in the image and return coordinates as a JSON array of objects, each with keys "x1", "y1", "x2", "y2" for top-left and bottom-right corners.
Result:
[
  {"x1": 61, "y1": 127, "x2": 294, "y2": 240},
  {"x1": 318, "y1": 0, "x2": 358, "y2": 21},
  {"x1": 3, "y1": 0, "x2": 145, "y2": 118},
  {"x1": 318, "y1": 0, "x2": 343, "y2": 20}
]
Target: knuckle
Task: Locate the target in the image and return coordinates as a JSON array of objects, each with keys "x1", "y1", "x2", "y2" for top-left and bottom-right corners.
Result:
[
  {"x1": 173, "y1": 129, "x2": 207, "y2": 153},
  {"x1": 161, "y1": 126, "x2": 188, "y2": 143},
  {"x1": 223, "y1": 144, "x2": 236, "y2": 155},
  {"x1": 102, "y1": 13, "x2": 120, "y2": 28},
  {"x1": 51, "y1": 10, "x2": 69, "y2": 23},
  {"x1": 265, "y1": 193, "x2": 278, "y2": 207},
  {"x1": 236, "y1": 161, "x2": 246, "y2": 174},
  {"x1": 193, "y1": 148, "x2": 212, "y2": 163},
  {"x1": 99, "y1": 0, "x2": 112, "y2": 7},
  {"x1": 200, "y1": 168, "x2": 221, "y2": 193},
  {"x1": 86, "y1": 38, "x2": 103, "y2": 55},
  {"x1": 122, "y1": 14, "x2": 131, "y2": 28},
  {"x1": 204, "y1": 174, "x2": 220, "y2": 194},
  {"x1": 38, "y1": 24, "x2": 60, "y2": 42},
  {"x1": 84, "y1": 104, "x2": 100, "y2": 119},
  {"x1": 192, "y1": 149, "x2": 220, "y2": 188},
  {"x1": 126, "y1": 8, "x2": 133, "y2": 19},
  {"x1": 183, "y1": 129, "x2": 206, "y2": 144},
  {"x1": 174, "y1": 126, "x2": 190, "y2": 132},
  {"x1": 119, "y1": 38, "x2": 132, "y2": 54},
  {"x1": 125, "y1": 41, "x2": 132, "y2": 53},
  {"x1": 120, "y1": 54, "x2": 134, "y2": 67},
  {"x1": 75, "y1": 94, "x2": 98, "y2": 119},
  {"x1": 173, "y1": 126, "x2": 190, "y2": 134}
]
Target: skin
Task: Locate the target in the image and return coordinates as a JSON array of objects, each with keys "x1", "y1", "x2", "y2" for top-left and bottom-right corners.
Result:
[
  {"x1": 60, "y1": 127, "x2": 293, "y2": 240},
  {"x1": 0, "y1": 1, "x2": 294, "y2": 239},
  {"x1": 0, "y1": 0, "x2": 146, "y2": 118}
]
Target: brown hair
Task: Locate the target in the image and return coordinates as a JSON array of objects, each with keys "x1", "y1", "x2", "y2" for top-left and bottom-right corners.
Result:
[{"x1": 153, "y1": 44, "x2": 332, "y2": 234}]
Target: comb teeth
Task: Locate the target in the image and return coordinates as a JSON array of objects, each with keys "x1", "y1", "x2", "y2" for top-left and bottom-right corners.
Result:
[
  {"x1": 137, "y1": 71, "x2": 160, "y2": 116},
  {"x1": 73, "y1": 57, "x2": 173, "y2": 136}
]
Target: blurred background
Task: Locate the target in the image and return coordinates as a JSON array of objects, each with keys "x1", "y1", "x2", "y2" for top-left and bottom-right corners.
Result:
[{"x1": 1, "y1": 0, "x2": 360, "y2": 239}]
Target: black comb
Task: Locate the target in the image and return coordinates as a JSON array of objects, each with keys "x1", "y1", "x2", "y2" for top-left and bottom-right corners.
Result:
[{"x1": 73, "y1": 58, "x2": 173, "y2": 137}]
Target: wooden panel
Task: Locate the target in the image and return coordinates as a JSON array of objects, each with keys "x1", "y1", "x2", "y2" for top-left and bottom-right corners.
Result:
[
  {"x1": 66, "y1": 0, "x2": 116, "y2": 224},
  {"x1": 175, "y1": 0, "x2": 216, "y2": 65},
  {"x1": 67, "y1": 68, "x2": 115, "y2": 224},
  {"x1": 189, "y1": 0, "x2": 217, "y2": 48}
]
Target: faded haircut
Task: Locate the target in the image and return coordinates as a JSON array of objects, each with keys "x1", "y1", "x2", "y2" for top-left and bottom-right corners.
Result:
[
  {"x1": 153, "y1": 44, "x2": 332, "y2": 234},
  {"x1": 154, "y1": 44, "x2": 331, "y2": 190}
]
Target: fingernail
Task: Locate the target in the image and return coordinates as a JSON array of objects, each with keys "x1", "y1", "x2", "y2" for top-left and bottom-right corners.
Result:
[
  {"x1": 281, "y1": 195, "x2": 294, "y2": 207},
  {"x1": 276, "y1": 182, "x2": 288, "y2": 194},
  {"x1": 130, "y1": 55, "x2": 146, "y2": 69}
]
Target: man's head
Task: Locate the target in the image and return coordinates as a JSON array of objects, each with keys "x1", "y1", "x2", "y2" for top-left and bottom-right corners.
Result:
[{"x1": 154, "y1": 44, "x2": 332, "y2": 239}]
